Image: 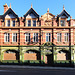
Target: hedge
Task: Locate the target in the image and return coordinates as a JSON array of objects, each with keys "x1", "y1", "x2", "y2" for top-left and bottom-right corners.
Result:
[
  {"x1": 54, "y1": 60, "x2": 70, "y2": 64},
  {"x1": 24, "y1": 60, "x2": 40, "y2": 64},
  {"x1": 2, "y1": 60, "x2": 18, "y2": 63}
]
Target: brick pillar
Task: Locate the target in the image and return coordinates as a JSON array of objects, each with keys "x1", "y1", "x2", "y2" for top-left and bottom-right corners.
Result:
[
  {"x1": 53, "y1": 19, "x2": 57, "y2": 27},
  {"x1": 19, "y1": 47, "x2": 24, "y2": 64},
  {"x1": 59, "y1": 17, "x2": 61, "y2": 27},
  {"x1": 41, "y1": 20, "x2": 44, "y2": 26},
  {"x1": 70, "y1": 16, "x2": 73, "y2": 27},
  {"x1": 19, "y1": 17, "x2": 24, "y2": 27},
  {"x1": 70, "y1": 29, "x2": 74, "y2": 45},
  {"x1": 19, "y1": 29, "x2": 23, "y2": 45},
  {"x1": 52, "y1": 29, "x2": 56, "y2": 45},
  {"x1": 53, "y1": 46, "x2": 57, "y2": 66},
  {"x1": 40, "y1": 29, "x2": 44, "y2": 45},
  {"x1": 10, "y1": 33, "x2": 12, "y2": 44}
]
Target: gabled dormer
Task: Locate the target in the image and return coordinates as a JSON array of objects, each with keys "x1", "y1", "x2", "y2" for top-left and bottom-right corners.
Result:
[
  {"x1": 3, "y1": 8, "x2": 18, "y2": 19},
  {"x1": 57, "y1": 6, "x2": 70, "y2": 27},
  {"x1": 1, "y1": 3, "x2": 19, "y2": 27},
  {"x1": 58, "y1": 6, "x2": 70, "y2": 18},
  {"x1": 24, "y1": 4, "x2": 39, "y2": 27},
  {"x1": 41, "y1": 8, "x2": 55, "y2": 27}
]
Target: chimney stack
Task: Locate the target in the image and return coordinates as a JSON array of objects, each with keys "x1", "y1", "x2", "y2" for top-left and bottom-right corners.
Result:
[{"x1": 3, "y1": 3, "x2": 8, "y2": 14}]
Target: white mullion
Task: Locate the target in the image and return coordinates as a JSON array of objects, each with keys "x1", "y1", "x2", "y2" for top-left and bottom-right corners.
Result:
[
  {"x1": 4, "y1": 33, "x2": 6, "y2": 42},
  {"x1": 48, "y1": 33, "x2": 49, "y2": 42},
  {"x1": 25, "y1": 34, "x2": 26, "y2": 42},
  {"x1": 29, "y1": 33, "x2": 31, "y2": 42},
  {"x1": 33, "y1": 33, "x2": 34, "y2": 42},
  {"x1": 7, "y1": 33, "x2": 8, "y2": 42},
  {"x1": 11, "y1": 20, "x2": 13, "y2": 27},
  {"x1": 12, "y1": 33, "x2": 13, "y2": 42},
  {"x1": 68, "y1": 33, "x2": 69, "y2": 42},
  {"x1": 35, "y1": 33, "x2": 36, "y2": 42}
]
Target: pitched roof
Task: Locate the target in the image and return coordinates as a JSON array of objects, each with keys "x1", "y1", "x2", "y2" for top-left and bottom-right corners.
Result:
[
  {"x1": 2, "y1": 8, "x2": 18, "y2": 18},
  {"x1": 58, "y1": 9, "x2": 70, "y2": 18},
  {"x1": 24, "y1": 8, "x2": 39, "y2": 18},
  {"x1": 0, "y1": 15, "x2": 2, "y2": 18}
]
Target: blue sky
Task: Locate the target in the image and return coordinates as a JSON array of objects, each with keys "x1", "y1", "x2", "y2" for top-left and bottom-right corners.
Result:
[{"x1": 0, "y1": 0, "x2": 75, "y2": 18}]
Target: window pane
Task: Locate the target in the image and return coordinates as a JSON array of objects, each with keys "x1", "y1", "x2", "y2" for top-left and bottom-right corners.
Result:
[
  {"x1": 12, "y1": 20, "x2": 15, "y2": 27},
  {"x1": 28, "y1": 20, "x2": 31, "y2": 26},
  {"x1": 60, "y1": 20, "x2": 65, "y2": 26},
  {"x1": 13, "y1": 33, "x2": 17, "y2": 42},
  {"x1": 46, "y1": 36, "x2": 48, "y2": 42},
  {"x1": 33, "y1": 33, "x2": 38, "y2": 42},
  {"x1": 33, "y1": 20, "x2": 36, "y2": 27},
  {"x1": 65, "y1": 33, "x2": 69, "y2": 42},
  {"x1": 46, "y1": 33, "x2": 51, "y2": 42},
  {"x1": 13, "y1": 36, "x2": 15, "y2": 41},
  {"x1": 57, "y1": 33, "x2": 61, "y2": 42},
  {"x1": 8, "y1": 33, "x2": 9, "y2": 42},
  {"x1": 16, "y1": 33, "x2": 17, "y2": 42},
  {"x1": 7, "y1": 20, "x2": 10, "y2": 27},
  {"x1": 5, "y1": 33, "x2": 10, "y2": 42},
  {"x1": 25, "y1": 33, "x2": 30, "y2": 42}
]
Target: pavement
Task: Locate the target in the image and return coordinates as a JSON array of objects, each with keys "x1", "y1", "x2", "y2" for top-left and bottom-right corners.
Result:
[{"x1": 0, "y1": 65, "x2": 75, "y2": 70}]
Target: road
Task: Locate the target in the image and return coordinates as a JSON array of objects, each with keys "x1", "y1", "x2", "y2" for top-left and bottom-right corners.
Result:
[{"x1": 0, "y1": 67, "x2": 75, "y2": 75}]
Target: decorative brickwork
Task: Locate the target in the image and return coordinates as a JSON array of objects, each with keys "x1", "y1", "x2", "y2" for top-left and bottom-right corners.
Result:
[{"x1": 0, "y1": 4, "x2": 75, "y2": 67}]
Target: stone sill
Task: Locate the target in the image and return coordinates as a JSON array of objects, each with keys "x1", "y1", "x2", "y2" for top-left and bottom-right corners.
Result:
[
  {"x1": 63, "y1": 42, "x2": 69, "y2": 44},
  {"x1": 11, "y1": 42, "x2": 18, "y2": 44},
  {"x1": 3, "y1": 42, "x2": 10, "y2": 44},
  {"x1": 56, "y1": 42, "x2": 62, "y2": 44},
  {"x1": 24, "y1": 42, "x2": 39, "y2": 44}
]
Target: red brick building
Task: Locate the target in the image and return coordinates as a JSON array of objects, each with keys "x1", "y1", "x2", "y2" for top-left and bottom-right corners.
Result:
[{"x1": 0, "y1": 4, "x2": 75, "y2": 66}]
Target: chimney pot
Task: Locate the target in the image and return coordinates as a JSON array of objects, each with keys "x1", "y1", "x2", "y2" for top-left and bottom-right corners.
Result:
[{"x1": 3, "y1": 3, "x2": 8, "y2": 14}]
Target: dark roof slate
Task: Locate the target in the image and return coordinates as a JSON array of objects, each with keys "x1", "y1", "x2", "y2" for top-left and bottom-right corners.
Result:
[
  {"x1": 2, "y1": 8, "x2": 18, "y2": 18},
  {"x1": 24, "y1": 8, "x2": 39, "y2": 18},
  {"x1": 58, "y1": 9, "x2": 70, "y2": 18}
]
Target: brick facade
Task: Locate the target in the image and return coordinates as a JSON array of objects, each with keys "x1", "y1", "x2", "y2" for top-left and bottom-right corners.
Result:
[{"x1": 0, "y1": 4, "x2": 75, "y2": 66}]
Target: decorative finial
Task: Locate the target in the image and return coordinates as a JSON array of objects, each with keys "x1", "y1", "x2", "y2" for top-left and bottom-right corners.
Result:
[
  {"x1": 31, "y1": 3, "x2": 32, "y2": 8},
  {"x1": 70, "y1": 16, "x2": 72, "y2": 19},
  {"x1": 63, "y1": 5, "x2": 65, "y2": 10},
  {"x1": 47, "y1": 8, "x2": 49, "y2": 13},
  {"x1": 5, "y1": 3, "x2": 7, "y2": 5},
  {"x1": 9, "y1": 3, "x2": 11, "y2": 8}
]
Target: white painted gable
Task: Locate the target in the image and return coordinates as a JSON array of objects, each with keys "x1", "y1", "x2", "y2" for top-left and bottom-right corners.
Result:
[
  {"x1": 5, "y1": 14, "x2": 16, "y2": 18},
  {"x1": 26, "y1": 13, "x2": 36, "y2": 18}
]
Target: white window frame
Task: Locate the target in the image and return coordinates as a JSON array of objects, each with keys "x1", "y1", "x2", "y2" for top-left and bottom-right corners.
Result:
[
  {"x1": 57, "y1": 33, "x2": 62, "y2": 42},
  {"x1": 60, "y1": 20, "x2": 65, "y2": 26},
  {"x1": 12, "y1": 20, "x2": 15, "y2": 27},
  {"x1": 33, "y1": 20, "x2": 36, "y2": 27},
  {"x1": 12, "y1": 33, "x2": 17, "y2": 42},
  {"x1": 33, "y1": 33, "x2": 38, "y2": 42},
  {"x1": 6, "y1": 20, "x2": 10, "y2": 27},
  {"x1": 27, "y1": 20, "x2": 31, "y2": 27},
  {"x1": 46, "y1": 33, "x2": 51, "y2": 42},
  {"x1": 64, "y1": 33, "x2": 69, "y2": 42},
  {"x1": 25, "y1": 33, "x2": 30, "y2": 42},
  {"x1": 4, "y1": 33, "x2": 10, "y2": 42}
]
